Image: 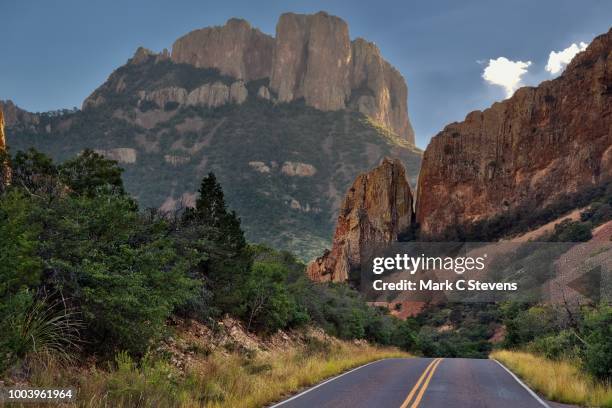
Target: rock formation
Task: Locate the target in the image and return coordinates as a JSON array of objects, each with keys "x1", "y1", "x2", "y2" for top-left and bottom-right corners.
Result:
[
  {"x1": 268, "y1": 12, "x2": 414, "y2": 143},
  {"x1": 0, "y1": 109, "x2": 10, "y2": 187},
  {"x1": 270, "y1": 12, "x2": 351, "y2": 111},
  {"x1": 142, "y1": 81, "x2": 248, "y2": 109},
  {"x1": 307, "y1": 158, "x2": 414, "y2": 282},
  {"x1": 416, "y1": 29, "x2": 612, "y2": 237},
  {"x1": 94, "y1": 148, "x2": 137, "y2": 164},
  {"x1": 0, "y1": 100, "x2": 39, "y2": 130},
  {"x1": 171, "y1": 18, "x2": 275, "y2": 81},
  {"x1": 99, "y1": 12, "x2": 416, "y2": 144}
]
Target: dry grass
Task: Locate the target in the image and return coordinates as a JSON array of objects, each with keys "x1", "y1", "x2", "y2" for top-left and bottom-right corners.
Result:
[
  {"x1": 491, "y1": 350, "x2": 612, "y2": 408},
  {"x1": 25, "y1": 339, "x2": 408, "y2": 408}
]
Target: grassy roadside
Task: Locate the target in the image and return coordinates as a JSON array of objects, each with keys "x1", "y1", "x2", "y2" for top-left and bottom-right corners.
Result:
[
  {"x1": 491, "y1": 350, "x2": 612, "y2": 407},
  {"x1": 25, "y1": 338, "x2": 408, "y2": 408}
]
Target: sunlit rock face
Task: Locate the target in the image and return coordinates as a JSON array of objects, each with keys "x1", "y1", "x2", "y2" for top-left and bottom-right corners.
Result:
[
  {"x1": 416, "y1": 29, "x2": 612, "y2": 237},
  {"x1": 307, "y1": 158, "x2": 414, "y2": 282},
  {"x1": 169, "y1": 12, "x2": 415, "y2": 144}
]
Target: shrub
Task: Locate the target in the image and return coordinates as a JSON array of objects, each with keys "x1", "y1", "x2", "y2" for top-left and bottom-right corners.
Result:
[
  {"x1": 528, "y1": 330, "x2": 579, "y2": 360},
  {"x1": 582, "y1": 304, "x2": 612, "y2": 381},
  {"x1": 550, "y1": 220, "x2": 592, "y2": 242}
]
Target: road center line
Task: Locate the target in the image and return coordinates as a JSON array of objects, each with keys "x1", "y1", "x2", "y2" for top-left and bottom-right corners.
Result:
[
  {"x1": 400, "y1": 358, "x2": 440, "y2": 408},
  {"x1": 410, "y1": 358, "x2": 443, "y2": 408}
]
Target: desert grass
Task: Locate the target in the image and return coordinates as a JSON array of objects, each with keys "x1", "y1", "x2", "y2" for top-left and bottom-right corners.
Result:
[
  {"x1": 491, "y1": 350, "x2": 612, "y2": 407},
  {"x1": 25, "y1": 339, "x2": 408, "y2": 408}
]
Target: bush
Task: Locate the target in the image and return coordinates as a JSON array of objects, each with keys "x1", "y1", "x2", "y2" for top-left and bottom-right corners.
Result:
[
  {"x1": 528, "y1": 330, "x2": 579, "y2": 360},
  {"x1": 582, "y1": 304, "x2": 612, "y2": 381},
  {"x1": 550, "y1": 220, "x2": 592, "y2": 242},
  {"x1": 243, "y1": 261, "x2": 297, "y2": 332}
]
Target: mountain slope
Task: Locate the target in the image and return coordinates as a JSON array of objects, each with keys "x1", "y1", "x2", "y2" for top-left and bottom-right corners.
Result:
[{"x1": 4, "y1": 14, "x2": 422, "y2": 259}]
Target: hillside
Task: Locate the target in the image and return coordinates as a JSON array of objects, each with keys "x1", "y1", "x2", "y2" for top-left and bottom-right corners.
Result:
[{"x1": 3, "y1": 12, "x2": 422, "y2": 260}]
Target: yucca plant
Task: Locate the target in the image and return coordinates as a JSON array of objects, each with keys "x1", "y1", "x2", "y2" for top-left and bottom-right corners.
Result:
[{"x1": 0, "y1": 290, "x2": 82, "y2": 371}]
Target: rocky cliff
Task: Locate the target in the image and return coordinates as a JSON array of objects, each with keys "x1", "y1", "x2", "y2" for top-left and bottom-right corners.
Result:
[
  {"x1": 0, "y1": 100, "x2": 39, "y2": 131},
  {"x1": 171, "y1": 18, "x2": 274, "y2": 82},
  {"x1": 307, "y1": 158, "x2": 414, "y2": 282},
  {"x1": 0, "y1": 109, "x2": 10, "y2": 187},
  {"x1": 162, "y1": 12, "x2": 414, "y2": 144},
  {"x1": 416, "y1": 29, "x2": 612, "y2": 237}
]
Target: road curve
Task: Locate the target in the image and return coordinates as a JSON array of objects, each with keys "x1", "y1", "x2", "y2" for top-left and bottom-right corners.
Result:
[{"x1": 271, "y1": 358, "x2": 550, "y2": 408}]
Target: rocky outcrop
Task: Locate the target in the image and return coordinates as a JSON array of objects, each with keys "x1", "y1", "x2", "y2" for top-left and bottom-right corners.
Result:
[
  {"x1": 349, "y1": 38, "x2": 414, "y2": 145},
  {"x1": 0, "y1": 100, "x2": 39, "y2": 130},
  {"x1": 141, "y1": 81, "x2": 248, "y2": 109},
  {"x1": 270, "y1": 12, "x2": 351, "y2": 111},
  {"x1": 307, "y1": 158, "x2": 414, "y2": 282},
  {"x1": 94, "y1": 148, "x2": 137, "y2": 164},
  {"x1": 269, "y1": 12, "x2": 414, "y2": 143},
  {"x1": 281, "y1": 161, "x2": 317, "y2": 177},
  {"x1": 171, "y1": 18, "x2": 275, "y2": 81},
  {"x1": 257, "y1": 86, "x2": 271, "y2": 100},
  {"x1": 167, "y1": 12, "x2": 415, "y2": 144},
  {"x1": 0, "y1": 109, "x2": 11, "y2": 187},
  {"x1": 0, "y1": 110, "x2": 6, "y2": 152},
  {"x1": 416, "y1": 29, "x2": 612, "y2": 237}
]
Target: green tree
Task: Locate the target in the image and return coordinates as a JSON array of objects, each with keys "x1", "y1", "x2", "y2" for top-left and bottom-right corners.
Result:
[
  {"x1": 244, "y1": 261, "x2": 295, "y2": 332},
  {"x1": 0, "y1": 191, "x2": 43, "y2": 298},
  {"x1": 37, "y1": 193, "x2": 198, "y2": 355},
  {"x1": 58, "y1": 149, "x2": 125, "y2": 197},
  {"x1": 11, "y1": 148, "x2": 59, "y2": 195},
  {"x1": 182, "y1": 173, "x2": 251, "y2": 316}
]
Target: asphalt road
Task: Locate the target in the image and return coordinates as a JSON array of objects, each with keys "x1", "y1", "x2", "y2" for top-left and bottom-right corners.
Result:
[{"x1": 271, "y1": 358, "x2": 552, "y2": 408}]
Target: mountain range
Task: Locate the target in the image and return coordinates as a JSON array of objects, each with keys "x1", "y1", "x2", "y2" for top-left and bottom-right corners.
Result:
[{"x1": 2, "y1": 11, "x2": 422, "y2": 260}]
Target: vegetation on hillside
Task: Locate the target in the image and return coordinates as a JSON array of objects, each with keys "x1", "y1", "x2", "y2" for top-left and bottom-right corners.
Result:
[
  {"x1": 6, "y1": 57, "x2": 422, "y2": 260},
  {"x1": 0, "y1": 148, "x2": 417, "y2": 405},
  {"x1": 427, "y1": 182, "x2": 612, "y2": 241}
]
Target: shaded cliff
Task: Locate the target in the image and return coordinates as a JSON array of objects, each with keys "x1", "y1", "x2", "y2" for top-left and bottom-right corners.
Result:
[
  {"x1": 307, "y1": 158, "x2": 414, "y2": 282},
  {"x1": 416, "y1": 29, "x2": 612, "y2": 237}
]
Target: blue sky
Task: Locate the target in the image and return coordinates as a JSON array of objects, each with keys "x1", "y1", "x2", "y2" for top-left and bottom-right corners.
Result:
[{"x1": 1, "y1": 0, "x2": 611, "y2": 148}]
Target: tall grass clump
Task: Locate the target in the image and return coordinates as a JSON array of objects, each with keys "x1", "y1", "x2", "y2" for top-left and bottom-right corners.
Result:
[
  {"x1": 492, "y1": 350, "x2": 612, "y2": 407},
  {"x1": 0, "y1": 291, "x2": 82, "y2": 372},
  {"x1": 59, "y1": 338, "x2": 408, "y2": 408}
]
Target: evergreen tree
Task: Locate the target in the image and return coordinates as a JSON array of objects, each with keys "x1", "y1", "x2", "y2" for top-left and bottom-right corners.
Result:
[
  {"x1": 182, "y1": 172, "x2": 251, "y2": 316},
  {"x1": 58, "y1": 149, "x2": 125, "y2": 197}
]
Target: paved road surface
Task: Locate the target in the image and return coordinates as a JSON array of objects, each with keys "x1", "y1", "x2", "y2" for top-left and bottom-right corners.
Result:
[{"x1": 271, "y1": 358, "x2": 553, "y2": 408}]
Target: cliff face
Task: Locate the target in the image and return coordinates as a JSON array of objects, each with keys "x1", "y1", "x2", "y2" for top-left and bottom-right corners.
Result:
[
  {"x1": 307, "y1": 158, "x2": 414, "y2": 282},
  {"x1": 171, "y1": 18, "x2": 275, "y2": 81},
  {"x1": 0, "y1": 109, "x2": 10, "y2": 187},
  {"x1": 0, "y1": 100, "x2": 39, "y2": 130},
  {"x1": 416, "y1": 29, "x2": 612, "y2": 237},
  {"x1": 270, "y1": 12, "x2": 351, "y2": 111},
  {"x1": 164, "y1": 12, "x2": 415, "y2": 144}
]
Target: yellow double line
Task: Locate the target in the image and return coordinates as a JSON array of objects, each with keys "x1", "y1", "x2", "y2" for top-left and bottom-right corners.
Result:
[{"x1": 400, "y1": 358, "x2": 443, "y2": 408}]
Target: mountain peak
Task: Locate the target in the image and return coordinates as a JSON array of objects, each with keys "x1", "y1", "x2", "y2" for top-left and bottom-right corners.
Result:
[{"x1": 167, "y1": 11, "x2": 414, "y2": 144}]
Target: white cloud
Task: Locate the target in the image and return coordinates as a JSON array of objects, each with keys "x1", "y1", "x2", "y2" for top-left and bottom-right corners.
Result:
[
  {"x1": 482, "y1": 57, "x2": 532, "y2": 98},
  {"x1": 545, "y1": 42, "x2": 589, "y2": 75}
]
